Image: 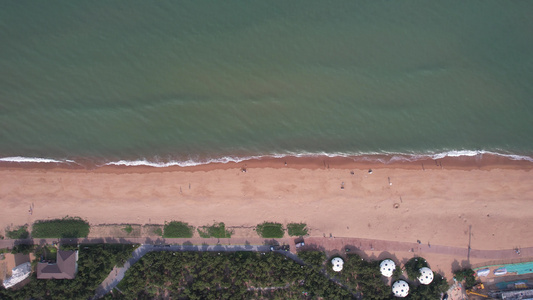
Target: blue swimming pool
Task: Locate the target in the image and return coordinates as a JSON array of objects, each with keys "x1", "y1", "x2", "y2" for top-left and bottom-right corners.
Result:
[{"x1": 504, "y1": 262, "x2": 533, "y2": 275}]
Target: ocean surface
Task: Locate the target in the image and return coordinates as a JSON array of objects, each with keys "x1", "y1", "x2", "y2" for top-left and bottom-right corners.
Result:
[{"x1": 1, "y1": 1, "x2": 533, "y2": 166}]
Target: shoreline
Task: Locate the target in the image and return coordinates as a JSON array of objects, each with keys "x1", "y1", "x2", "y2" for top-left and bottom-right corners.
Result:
[{"x1": 1, "y1": 152, "x2": 532, "y2": 173}]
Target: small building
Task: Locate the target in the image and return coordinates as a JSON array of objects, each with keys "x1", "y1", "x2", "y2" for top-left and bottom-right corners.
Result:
[
  {"x1": 331, "y1": 257, "x2": 344, "y2": 272},
  {"x1": 380, "y1": 259, "x2": 396, "y2": 277},
  {"x1": 3, "y1": 262, "x2": 31, "y2": 289},
  {"x1": 392, "y1": 280, "x2": 409, "y2": 298},
  {"x1": 418, "y1": 267, "x2": 434, "y2": 285},
  {"x1": 37, "y1": 250, "x2": 78, "y2": 279}
]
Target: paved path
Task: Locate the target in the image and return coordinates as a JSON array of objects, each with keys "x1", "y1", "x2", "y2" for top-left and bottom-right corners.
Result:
[{"x1": 2, "y1": 236, "x2": 532, "y2": 261}]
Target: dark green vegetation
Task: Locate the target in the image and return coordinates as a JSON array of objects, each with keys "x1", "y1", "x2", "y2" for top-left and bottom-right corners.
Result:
[
  {"x1": 31, "y1": 217, "x2": 90, "y2": 238},
  {"x1": 453, "y1": 268, "x2": 477, "y2": 289},
  {"x1": 10, "y1": 244, "x2": 35, "y2": 255},
  {"x1": 287, "y1": 223, "x2": 308, "y2": 236},
  {"x1": 42, "y1": 246, "x2": 57, "y2": 261},
  {"x1": 408, "y1": 274, "x2": 449, "y2": 300},
  {"x1": 163, "y1": 221, "x2": 194, "y2": 238},
  {"x1": 6, "y1": 225, "x2": 29, "y2": 239},
  {"x1": 256, "y1": 222, "x2": 284, "y2": 238},
  {"x1": 328, "y1": 253, "x2": 391, "y2": 299},
  {"x1": 110, "y1": 251, "x2": 353, "y2": 299},
  {"x1": 122, "y1": 225, "x2": 133, "y2": 234},
  {"x1": 0, "y1": 244, "x2": 137, "y2": 300},
  {"x1": 404, "y1": 257, "x2": 429, "y2": 280},
  {"x1": 328, "y1": 255, "x2": 449, "y2": 300},
  {"x1": 197, "y1": 222, "x2": 232, "y2": 238}
]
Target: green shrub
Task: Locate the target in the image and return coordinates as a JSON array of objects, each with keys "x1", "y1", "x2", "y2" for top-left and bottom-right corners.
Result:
[
  {"x1": 123, "y1": 225, "x2": 133, "y2": 234},
  {"x1": 31, "y1": 217, "x2": 90, "y2": 238},
  {"x1": 298, "y1": 251, "x2": 326, "y2": 267},
  {"x1": 404, "y1": 257, "x2": 429, "y2": 280},
  {"x1": 453, "y1": 268, "x2": 476, "y2": 289},
  {"x1": 6, "y1": 225, "x2": 29, "y2": 239},
  {"x1": 163, "y1": 221, "x2": 194, "y2": 238},
  {"x1": 10, "y1": 244, "x2": 35, "y2": 255},
  {"x1": 392, "y1": 265, "x2": 403, "y2": 280},
  {"x1": 154, "y1": 228, "x2": 163, "y2": 236},
  {"x1": 256, "y1": 222, "x2": 284, "y2": 238},
  {"x1": 197, "y1": 222, "x2": 233, "y2": 238},
  {"x1": 287, "y1": 223, "x2": 308, "y2": 236}
]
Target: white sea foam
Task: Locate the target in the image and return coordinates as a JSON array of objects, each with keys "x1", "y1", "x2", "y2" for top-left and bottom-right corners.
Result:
[
  {"x1": 0, "y1": 156, "x2": 75, "y2": 164},
  {"x1": 2, "y1": 150, "x2": 532, "y2": 168}
]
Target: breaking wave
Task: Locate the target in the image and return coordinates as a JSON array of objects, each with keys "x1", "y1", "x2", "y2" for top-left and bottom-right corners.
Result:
[{"x1": 1, "y1": 150, "x2": 532, "y2": 168}]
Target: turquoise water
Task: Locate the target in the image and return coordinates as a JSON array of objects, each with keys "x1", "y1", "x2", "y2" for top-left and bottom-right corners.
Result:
[{"x1": 1, "y1": 2, "x2": 533, "y2": 165}]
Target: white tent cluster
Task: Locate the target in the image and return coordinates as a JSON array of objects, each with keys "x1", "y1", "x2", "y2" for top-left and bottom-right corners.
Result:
[
  {"x1": 3, "y1": 262, "x2": 31, "y2": 289},
  {"x1": 331, "y1": 257, "x2": 344, "y2": 272},
  {"x1": 392, "y1": 280, "x2": 409, "y2": 297},
  {"x1": 418, "y1": 267, "x2": 434, "y2": 285},
  {"x1": 380, "y1": 259, "x2": 396, "y2": 277}
]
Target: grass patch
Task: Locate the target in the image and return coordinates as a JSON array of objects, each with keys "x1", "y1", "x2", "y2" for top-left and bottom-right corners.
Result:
[
  {"x1": 43, "y1": 246, "x2": 57, "y2": 261},
  {"x1": 197, "y1": 222, "x2": 233, "y2": 238},
  {"x1": 287, "y1": 223, "x2": 308, "y2": 236},
  {"x1": 154, "y1": 228, "x2": 163, "y2": 236},
  {"x1": 31, "y1": 217, "x2": 90, "y2": 238},
  {"x1": 122, "y1": 225, "x2": 133, "y2": 234},
  {"x1": 163, "y1": 221, "x2": 194, "y2": 238},
  {"x1": 256, "y1": 222, "x2": 284, "y2": 238},
  {"x1": 6, "y1": 225, "x2": 30, "y2": 239}
]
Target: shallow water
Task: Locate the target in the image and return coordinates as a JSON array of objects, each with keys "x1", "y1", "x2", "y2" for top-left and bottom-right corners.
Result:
[{"x1": 1, "y1": 1, "x2": 532, "y2": 165}]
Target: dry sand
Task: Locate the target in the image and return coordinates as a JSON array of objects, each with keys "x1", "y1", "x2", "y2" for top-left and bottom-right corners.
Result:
[{"x1": 1, "y1": 155, "x2": 532, "y2": 253}]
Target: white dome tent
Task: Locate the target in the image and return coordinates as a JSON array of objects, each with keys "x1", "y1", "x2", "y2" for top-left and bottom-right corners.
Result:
[
  {"x1": 418, "y1": 267, "x2": 434, "y2": 285},
  {"x1": 380, "y1": 259, "x2": 396, "y2": 277},
  {"x1": 392, "y1": 280, "x2": 409, "y2": 298},
  {"x1": 331, "y1": 257, "x2": 344, "y2": 272}
]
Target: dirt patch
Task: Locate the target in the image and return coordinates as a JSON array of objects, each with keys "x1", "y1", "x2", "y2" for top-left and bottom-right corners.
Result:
[
  {"x1": 142, "y1": 224, "x2": 164, "y2": 237},
  {"x1": 88, "y1": 224, "x2": 142, "y2": 238},
  {"x1": 227, "y1": 226, "x2": 257, "y2": 238}
]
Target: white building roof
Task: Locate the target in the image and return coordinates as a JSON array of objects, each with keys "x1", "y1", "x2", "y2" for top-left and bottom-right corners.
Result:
[
  {"x1": 418, "y1": 267, "x2": 434, "y2": 285},
  {"x1": 331, "y1": 257, "x2": 344, "y2": 272},
  {"x1": 392, "y1": 280, "x2": 409, "y2": 297},
  {"x1": 3, "y1": 262, "x2": 31, "y2": 289},
  {"x1": 380, "y1": 259, "x2": 396, "y2": 277}
]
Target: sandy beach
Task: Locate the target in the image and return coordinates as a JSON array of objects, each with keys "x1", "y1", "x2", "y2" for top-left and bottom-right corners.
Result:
[{"x1": 1, "y1": 155, "x2": 532, "y2": 251}]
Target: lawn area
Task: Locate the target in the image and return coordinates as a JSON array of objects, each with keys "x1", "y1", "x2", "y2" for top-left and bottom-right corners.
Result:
[
  {"x1": 197, "y1": 222, "x2": 233, "y2": 238},
  {"x1": 43, "y1": 245, "x2": 57, "y2": 261},
  {"x1": 256, "y1": 222, "x2": 284, "y2": 238},
  {"x1": 287, "y1": 223, "x2": 308, "y2": 236},
  {"x1": 6, "y1": 225, "x2": 29, "y2": 239},
  {"x1": 163, "y1": 221, "x2": 194, "y2": 238},
  {"x1": 31, "y1": 217, "x2": 90, "y2": 238}
]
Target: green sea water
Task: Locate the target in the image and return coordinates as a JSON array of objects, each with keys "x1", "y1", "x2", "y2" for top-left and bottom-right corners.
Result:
[{"x1": 1, "y1": 1, "x2": 533, "y2": 165}]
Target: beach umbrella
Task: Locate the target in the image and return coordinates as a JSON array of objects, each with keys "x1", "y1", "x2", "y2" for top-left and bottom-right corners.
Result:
[
  {"x1": 380, "y1": 259, "x2": 396, "y2": 277},
  {"x1": 331, "y1": 257, "x2": 344, "y2": 272},
  {"x1": 392, "y1": 280, "x2": 409, "y2": 297},
  {"x1": 418, "y1": 267, "x2": 434, "y2": 285}
]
